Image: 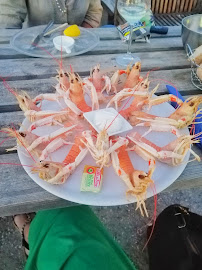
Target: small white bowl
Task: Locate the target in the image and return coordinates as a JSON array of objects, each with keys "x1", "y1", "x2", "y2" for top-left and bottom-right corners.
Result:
[
  {"x1": 53, "y1": 35, "x2": 75, "y2": 54},
  {"x1": 83, "y1": 108, "x2": 133, "y2": 136}
]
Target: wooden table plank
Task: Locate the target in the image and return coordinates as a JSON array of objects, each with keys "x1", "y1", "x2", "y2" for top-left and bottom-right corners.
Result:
[
  {"x1": 0, "y1": 26, "x2": 181, "y2": 44},
  {"x1": 0, "y1": 147, "x2": 201, "y2": 217},
  {"x1": 0, "y1": 26, "x2": 201, "y2": 217},
  {"x1": 0, "y1": 68, "x2": 199, "y2": 112},
  {"x1": 0, "y1": 154, "x2": 76, "y2": 217},
  {"x1": 0, "y1": 36, "x2": 183, "y2": 60},
  {"x1": 0, "y1": 50, "x2": 189, "y2": 80},
  {"x1": 1, "y1": 92, "x2": 202, "y2": 153},
  {"x1": 1, "y1": 96, "x2": 200, "y2": 141}
]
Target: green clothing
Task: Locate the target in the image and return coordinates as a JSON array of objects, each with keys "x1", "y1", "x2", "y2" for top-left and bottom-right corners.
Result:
[
  {"x1": 25, "y1": 206, "x2": 137, "y2": 270},
  {"x1": 0, "y1": 0, "x2": 103, "y2": 28}
]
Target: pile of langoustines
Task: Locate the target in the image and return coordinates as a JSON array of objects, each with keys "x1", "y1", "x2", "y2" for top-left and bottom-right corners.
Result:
[{"x1": 2, "y1": 62, "x2": 202, "y2": 216}]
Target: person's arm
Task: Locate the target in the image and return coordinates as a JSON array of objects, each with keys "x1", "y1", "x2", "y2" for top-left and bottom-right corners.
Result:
[
  {"x1": 82, "y1": 0, "x2": 103, "y2": 28},
  {"x1": 0, "y1": 0, "x2": 27, "y2": 28}
]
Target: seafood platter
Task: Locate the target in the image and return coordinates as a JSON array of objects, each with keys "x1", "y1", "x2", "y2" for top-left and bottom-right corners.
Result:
[{"x1": 1, "y1": 61, "x2": 202, "y2": 217}]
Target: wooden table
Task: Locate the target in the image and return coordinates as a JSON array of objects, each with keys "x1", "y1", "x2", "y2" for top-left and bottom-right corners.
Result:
[{"x1": 0, "y1": 26, "x2": 201, "y2": 217}]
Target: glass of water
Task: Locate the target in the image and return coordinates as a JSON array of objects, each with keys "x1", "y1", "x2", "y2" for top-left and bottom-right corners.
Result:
[{"x1": 116, "y1": 0, "x2": 147, "y2": 66}]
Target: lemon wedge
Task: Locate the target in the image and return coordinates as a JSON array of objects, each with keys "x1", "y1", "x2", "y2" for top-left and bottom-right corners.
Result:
[{"x1": 64, "y1": 25, "x2": 81, "y2": 37}]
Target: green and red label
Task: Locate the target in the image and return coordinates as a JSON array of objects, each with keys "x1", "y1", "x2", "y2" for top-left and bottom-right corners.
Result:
[{"x1": 81, "y1": 165, "x2": 103, "y2": 193}]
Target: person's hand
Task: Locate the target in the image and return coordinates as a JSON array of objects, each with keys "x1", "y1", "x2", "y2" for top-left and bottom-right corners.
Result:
[{"x1": 81, "y1": 22, "x2": 93, "y2": 28}]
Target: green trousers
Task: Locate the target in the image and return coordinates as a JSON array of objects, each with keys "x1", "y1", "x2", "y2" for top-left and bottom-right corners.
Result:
[{"x1": 25, "y1": 206, "x2": 137, "y2": 270}]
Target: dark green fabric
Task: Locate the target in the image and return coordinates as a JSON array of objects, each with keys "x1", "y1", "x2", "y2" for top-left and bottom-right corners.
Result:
[{"x1": 25, "y1": 206, "x2": 137, "y2": 270}]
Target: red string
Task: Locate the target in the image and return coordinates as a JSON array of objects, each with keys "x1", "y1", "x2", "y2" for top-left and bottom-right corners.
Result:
[
  {"x1": 193, "y1": 124, "x2": 196, "y2": 136},
  {"x1": 146, "y1": 67, "x2": 160, "y2": 77},
  {"x1": 106, "y1": 83, "x2": 140, "y2": 131},
  {"x1": 0, "y1": 130, "x2": 9, "y2": 134},
  {"x1": 142, "y1": 182, "x2": 157, "y2": 251},
  {"x1": 190, "y1": 113, "x2": 197, "y2": 136},
  {"x1": 190, "y1": 123, "x2": 195, "y2": 135},
  {"x1": 0, "y1": 75, "x2": 17, "y2": 97},
  {"x1": 0, "y1": 137, "x2": 10, "y2": 146},
  {"x1": 31, "y1": 43, "x2": 72, "y2": 76},
  {"x1": 32, "y1": 43, "x2": 61, "y2": 67}
]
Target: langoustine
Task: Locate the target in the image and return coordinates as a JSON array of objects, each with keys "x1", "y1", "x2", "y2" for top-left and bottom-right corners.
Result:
[
  {"x1": 111, "y1": 141, "x2": 154, "y2": 217},
  {"x1": 32, "y1": 136, "x2": 88, "y2": 184},
  {"x1": 110, "y1": 61, "x2": 142, "y2": 93},
  {"x1": 81, "y1": 129, "x2": 128, "y2": 168},
  {"x1": 130, "y1": 96, "x2": 202, "y2": 133},
  {"x1": 2, "y1": 125, "x2": 76, "y2": 158},
  {"x1": 127, "y1": 131, "x2": 201, "y2": 166},
  {"x1": 67, "y1": 72, "x2": 99, "y2": 112},
  {"x1": 1, "y1": 60, "x2": 202, "y2": 220}
]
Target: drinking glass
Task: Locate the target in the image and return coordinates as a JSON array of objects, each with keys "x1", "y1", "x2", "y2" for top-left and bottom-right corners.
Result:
[{"x1": 116, "y1": 0, "x2": 147, "y2": 66}]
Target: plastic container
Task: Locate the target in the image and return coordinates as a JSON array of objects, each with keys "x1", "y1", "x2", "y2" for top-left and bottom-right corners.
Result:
[
  {"x1": 53, "y1": 35, "x2": 75, "y2": 54},
  {"x1": 83, "y1": 108, "x2": 133, "y2": 136}
]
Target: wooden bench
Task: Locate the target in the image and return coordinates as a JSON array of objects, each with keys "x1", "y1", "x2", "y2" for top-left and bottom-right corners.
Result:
[
  {"x1": 105, "y1": 0, "x2": 201, "y2": 26},
  {"x1": 152, "y1": 0, "x2": 202, "y2": 26}
]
